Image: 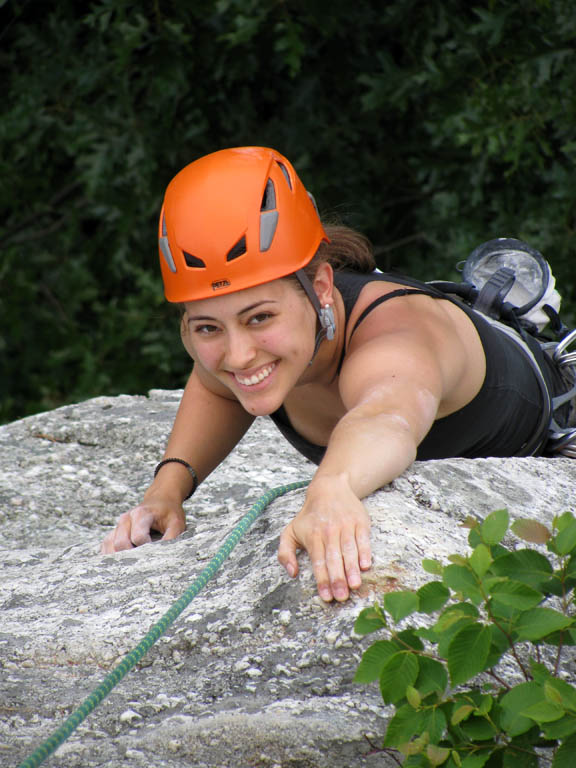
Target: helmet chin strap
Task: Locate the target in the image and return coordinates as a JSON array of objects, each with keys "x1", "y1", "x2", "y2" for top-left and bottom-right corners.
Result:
[{"x1": 294, "y1": 269, "x2": 336, "y2": 362}]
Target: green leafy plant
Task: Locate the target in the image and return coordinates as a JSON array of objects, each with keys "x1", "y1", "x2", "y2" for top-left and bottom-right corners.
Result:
[{"x1": 354, "y1": 509, "x2": 576, "y2": 767}]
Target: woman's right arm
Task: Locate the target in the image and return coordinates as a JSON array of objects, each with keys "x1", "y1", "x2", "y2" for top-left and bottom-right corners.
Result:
[{"x1": 101, "y1": 369, "x2": 255, "y2": 553}]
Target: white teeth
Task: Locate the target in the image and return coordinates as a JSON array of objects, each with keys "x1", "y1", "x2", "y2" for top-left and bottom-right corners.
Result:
[{"x1": 236, "y1": 363, "x2": 275, "y2": 387}]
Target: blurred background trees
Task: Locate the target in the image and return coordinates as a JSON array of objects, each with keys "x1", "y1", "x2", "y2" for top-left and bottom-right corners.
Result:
[{"x1": 2, "y1": 0, "x2": 575, "y2": 423}]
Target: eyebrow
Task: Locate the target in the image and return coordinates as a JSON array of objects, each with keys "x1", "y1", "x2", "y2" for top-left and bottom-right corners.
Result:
[{"x1": 187, "y1": 300, "x2": 278, "y2": 322}]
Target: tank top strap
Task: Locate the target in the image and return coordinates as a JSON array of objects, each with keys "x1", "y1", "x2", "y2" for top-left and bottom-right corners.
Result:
[
  {"x1": 332, "y1": 272, "x2": 447, "y2": 374},
  {"x1": 348, "y1": 288, "x2": 441, "y2": 341}
]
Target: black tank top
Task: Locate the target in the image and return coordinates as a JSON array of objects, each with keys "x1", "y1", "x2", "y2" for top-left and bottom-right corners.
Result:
[{"x1": 270, "y1": 271, "x2": 558, "y2": 463}]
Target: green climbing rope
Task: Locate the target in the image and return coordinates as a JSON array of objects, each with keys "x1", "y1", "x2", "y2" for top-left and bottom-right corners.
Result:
[{"x1": 17, "y1": 479, "x2": 309, "y2": 768}]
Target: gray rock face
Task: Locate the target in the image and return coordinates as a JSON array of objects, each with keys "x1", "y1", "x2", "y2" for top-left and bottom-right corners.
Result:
[{"x1": 1, "y1": 390, "x2": 575, "y2": 767}]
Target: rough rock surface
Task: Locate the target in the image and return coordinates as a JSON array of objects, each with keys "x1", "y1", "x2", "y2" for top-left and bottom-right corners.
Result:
[{"x1": 1, "y1": 390, "x2": 575, "y2": 768}]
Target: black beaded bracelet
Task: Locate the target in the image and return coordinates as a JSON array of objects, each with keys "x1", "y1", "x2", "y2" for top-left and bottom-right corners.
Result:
[{"x1": 154, "y1": 458, "x2": 198, "y2": 500}]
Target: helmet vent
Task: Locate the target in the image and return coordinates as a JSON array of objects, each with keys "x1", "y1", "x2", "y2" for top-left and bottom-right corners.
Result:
[
  {"x1": 261, "y1": 179, "x2": 276, "y2": 211},
  {"x1": 260, "y1": 210, "x2": 278, "y2": 252},
  {"x1": 159, "y1": 213, "x2": 177, "y2": 273},
  {"x1": 183, "y1": 251, "x2": 206, "y2": 268},
  {"x1": 226, "y1": 235, "x2": 247, "y2": 262},
  {"x1": 307, "y1": 191, "x2": 320, "y2": 216},
  {"x1": 276, "y1": 161, "x2": 292, "y2": 190}
]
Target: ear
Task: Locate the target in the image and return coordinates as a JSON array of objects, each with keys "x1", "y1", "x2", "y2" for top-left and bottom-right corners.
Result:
[{"x1": 312, "y1": 261, "x2": 334, "y2": 306}]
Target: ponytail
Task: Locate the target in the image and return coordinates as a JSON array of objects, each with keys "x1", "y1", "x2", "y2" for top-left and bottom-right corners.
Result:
[
  {"x1": 298, "y1": 225, "x2": 376, "y2": 283},
  {"x1": 319, "y1": 225, "x2": 376, "y2": 273}
]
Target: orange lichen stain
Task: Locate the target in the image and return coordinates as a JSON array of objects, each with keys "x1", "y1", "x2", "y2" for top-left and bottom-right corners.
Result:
[{"x1": 357, "y1": 563, "x2": 409, "y2": 598}]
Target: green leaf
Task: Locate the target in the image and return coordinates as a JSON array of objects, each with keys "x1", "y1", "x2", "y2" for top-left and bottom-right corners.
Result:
[
  {"x1": 491, "y1": 549, "x2": 553, "y2": 589},
  {"x1": 426, "y1": 744, "x2": 450, "y2": 766},
  {"x1": 554, "y1": 512, "x2": 575, "y2": 533},
  {"x1": 423, "y1": 558, "x2": 444, "y2": 576},
  {"x1": 396, "y1": 629, "x2": 425, "y2": 652},
  {"x1": 384, "y1": 591, "x2": 419, "y2": 622},
  {"x1": 476, "y1": 694, "x2": 493, "y2": 716},
  {"x1": 422, "y1": 707, "x2": 448, "y2": 744},
  {"x1": 401, "y1": 752, "x2": 432, "y2": 766},
  {"x1": 469, "y1": 544, "x2": 493, "y2": 578},
  {"x1": 435, "y1": 604, "x2": 479, "y2": 659},
  {"x1": 406, "y1": 685, "x2": 421, "y2": 709},
  {"x1": 417, "y1": 582, "x2": 451, "y2": 613},
  {"x1": 380, "y1": 651, "x2": 420, "y2": 704},
  {"x1": 460, "y1": 753, "x2": 492, "y2": 768},
  {"x1": 542, "y1": 713, "x2": 576, "y2": 739},
  {"x1": 503, "y1": 746, "x2": 538, "y2": 768},
  {"x1": 442, "y1": 565, "x2": 483, "y2": 604},
  {"x1": 467, "y1": 526, "x2": 483, "y2": 549},
  {"x1": 415, "y1": 626, "x2": 439, "y2": 643},
  {"x1": 354, "y1": 640, "x2": 400, "y2": 683},
  {"x1": 451, "y1": 704, "x2": 475, "y2": 725},
  {"x1": 511, "y1": 518, "x2": 551, "y2": 544},
  {"x1": 489, "y1": 544, "x2": 510, "y2": 560},
  {"x1": 539, "y1": 571, "x2": 567, "y2": 597},
  {"x1": 500, "y1": 682, "x2": 545, "y2": 737},
  {"x1": 545, "y1": 678, "x2": 576, "y2": 711},
  {"x1": 488, "y1": 580, "x2": 543, "y2": 611},
  {"x1": 414, "y1": 656, "x2": 448, "y2": 698},
  {"x1": 566, "y1": 554, "x2": 576, "y2": 579},
  {"x1": 448, "y1": 554, "x2": 468, "y2": 566},
  {"x1": 384, "y1": 703, "x2": 426, "y2": 748},
  {"x1": 459, "y1": 715, "x2": 498, "y2": 741},
  {"x1": 399, "y1": 733, "x2": 428, "y2": 757},
  {"x1": 434, "y1": 602, "x2": 479, "y2": 632},
  {"x1": 545, "y1": 629, "x2": 576, "y2": 647},
  {"x1": 514, "y1": 607, "x2": 573, "y2": 641},
  {"x1": 554, "y1": 519, "x2": 576, "y2": 556},
  {"x1": 520, "y1": 700, "x2": 565, "y2": 723},
  {"x1": 354, "y1": 604, "x2": 386, "y2": 635},
  {"x1": 529, "y1": 659, "x2": 552, "y2": 685},
  {"x1": 447, "y1": 623, "x2": 492, "y2": 686},
  {"x1": 484, "y1": 623, "x2": 510, "y2": 669},
  {"x1": 480, "y1": 509, "x2": 509, "y2": 545},
  {"x1": 552, "y1": 733, "x2": 576, "y2": 768}
]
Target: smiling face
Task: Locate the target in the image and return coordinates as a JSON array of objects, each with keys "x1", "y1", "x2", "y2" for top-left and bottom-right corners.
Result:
[{"x1": 184, "y1": 278, "x2": 320, "y2": 416}]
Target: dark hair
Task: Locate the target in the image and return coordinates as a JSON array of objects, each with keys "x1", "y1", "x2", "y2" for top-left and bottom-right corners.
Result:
[{"x1": 298, "y1": 224, "x2": 376, "y2": 282}]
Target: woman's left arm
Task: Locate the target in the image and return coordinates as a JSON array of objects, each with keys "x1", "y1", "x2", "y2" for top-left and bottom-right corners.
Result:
[{"x1": 278, "y1": 323, "x2": 461, "y2": 602}]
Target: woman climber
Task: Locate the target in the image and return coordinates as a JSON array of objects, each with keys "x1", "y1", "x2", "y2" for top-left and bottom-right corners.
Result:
[{"x1": 101, "y1": 146, "x2": 571, "y2": 602}]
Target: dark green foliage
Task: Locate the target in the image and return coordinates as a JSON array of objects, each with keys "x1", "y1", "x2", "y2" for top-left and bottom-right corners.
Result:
[
  {"x1": 2, "y1": 0, "x2": 575, "y2": 421},
  {"x1": 354, "y1": 510, "x2": 576, "y2": 766}
]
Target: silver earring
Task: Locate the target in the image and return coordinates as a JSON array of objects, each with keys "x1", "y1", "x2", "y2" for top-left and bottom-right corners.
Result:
[{"x1": 319, "y1": 304, "x2": 336, "y2": 341}]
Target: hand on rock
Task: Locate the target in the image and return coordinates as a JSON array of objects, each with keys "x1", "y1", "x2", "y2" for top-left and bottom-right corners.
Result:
[
  {"x1": 277, "y1": 475, "x2": 371, "y2": 602},
  {"x1": 101, "y1": 499, "x2": 186, "y2": 553}
]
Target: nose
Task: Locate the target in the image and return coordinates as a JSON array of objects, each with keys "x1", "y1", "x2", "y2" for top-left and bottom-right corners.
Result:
[{"x1": 223, "y1": 327, "x2": 257, "y2": 370}]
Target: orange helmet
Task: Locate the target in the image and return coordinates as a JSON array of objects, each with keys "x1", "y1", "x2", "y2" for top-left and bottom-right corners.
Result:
[{"x1": 159, "y1": 147, "x2": 329, "y2": 303}]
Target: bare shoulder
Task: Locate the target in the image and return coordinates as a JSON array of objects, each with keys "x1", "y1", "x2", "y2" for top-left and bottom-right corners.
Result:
[
  {"x1": 338, "y1": 283, "x2": 486, "y2": 418},
  {"x1": 344, "y1": 280, "x2": 459, "y2": 340}
]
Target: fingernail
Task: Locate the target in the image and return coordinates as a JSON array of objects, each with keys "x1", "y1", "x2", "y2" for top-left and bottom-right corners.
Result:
[
  {"x1": 286, "y1": 563, "x2": 295, "y2": 578},
  {"x1": 320, "y1": 588, "x2": 332, "y2": 602}
]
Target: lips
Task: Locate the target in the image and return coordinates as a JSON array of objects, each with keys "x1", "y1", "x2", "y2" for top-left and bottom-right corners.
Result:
[{"x1": 234, "y1": 362, "x2": 277, "y2": 387}]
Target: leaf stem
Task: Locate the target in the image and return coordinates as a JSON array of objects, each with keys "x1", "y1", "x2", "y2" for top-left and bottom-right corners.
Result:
[
  {"x1": 362, "y1": 735, "x2": 403, "y2": 765},
  {"x1": 486, "y1": 669, "x2": 512, "y2": 690},
  {"x1": 554, "y1": 631, "x2": 565, "y2": 676}
]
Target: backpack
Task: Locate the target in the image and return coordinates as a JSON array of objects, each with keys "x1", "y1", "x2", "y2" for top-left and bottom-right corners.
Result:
[{"x1": 428, "y1": 238, "x2": 576, "y2": 458}]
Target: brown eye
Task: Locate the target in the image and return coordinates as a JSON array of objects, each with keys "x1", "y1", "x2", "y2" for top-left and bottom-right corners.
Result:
[
  {"x1": 195, "y1": 324, "x2": 220, "y2": 335},
  {"x1": 248, "y1": 313, "x2": 273, "y2": 325}
]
